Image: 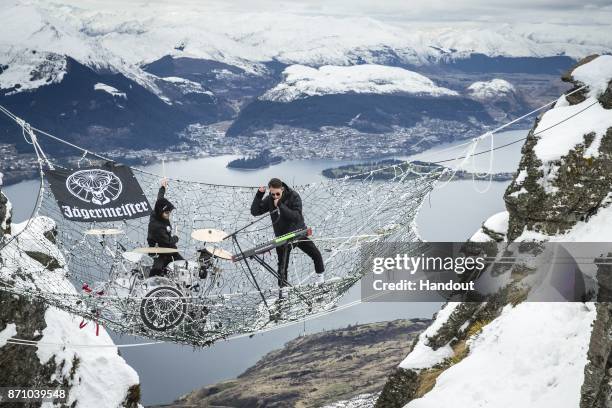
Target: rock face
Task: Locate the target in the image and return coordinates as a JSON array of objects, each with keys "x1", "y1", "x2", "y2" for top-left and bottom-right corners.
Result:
[
  {"x1": 376, "y1": 55, "x2": 612, "y2": 408},
  {"x1": 504, "y1": 54, "x2": 612, "y2": 241},
  {"x1": 167, "y1": 319, "x2": 429, "y2": 408},
  {"x1": 0, "y1": 186, "x2": 10, "y2": 235},
  {"x1": 0, "y1": 194, "x2": 141, "y2": 407}
]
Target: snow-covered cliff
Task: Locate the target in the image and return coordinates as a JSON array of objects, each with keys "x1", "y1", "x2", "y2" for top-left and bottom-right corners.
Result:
[
  {"x1": 376, "y1": 55, "x2": 612, "y2": 408},
  {"x1": 0, "y1": 185, "x2": 141, "y2": 407}
]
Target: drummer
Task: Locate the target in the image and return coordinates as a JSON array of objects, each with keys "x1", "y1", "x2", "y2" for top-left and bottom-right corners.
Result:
[{"x1": 147, "y1": 178, "x2": 183, "y2": 277}]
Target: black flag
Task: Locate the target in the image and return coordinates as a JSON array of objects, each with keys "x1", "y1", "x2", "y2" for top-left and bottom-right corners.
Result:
[{"x1": 46, "y1": 162, "x2": 151, "y2": 222}]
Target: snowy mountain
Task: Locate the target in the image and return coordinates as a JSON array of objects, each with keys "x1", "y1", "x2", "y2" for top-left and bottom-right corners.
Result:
[
  {"x1": 261, "y1": 65, "x2": 458, "y2": 103},
  {"x1": 2, "y1": 1, "x2": 610, "y2": 77},
  {"x1": 0, "y1": 0, "x2": 605, "y2": 167},
  {"x1": 0, "y1": 56, "x2": 232, "y2": 155},
  {"x1": 247, "y1": 64, "x2": 491, "y2": 137},
  {"x1": 0, "y1": 1, "x2": 604, "y2": 103},
  {"x1": 467, "y1": 79, "x2": 515, "y2": 100},
  {"x1": 375, "y1": 55, "x2": 612, "y2": 408},
  {"x1": 0, "y1": 185, "x2": 141, "y2": 407},
  {"x1": 227, "y1": 64, "x2": 490, "y2": 136},
  {"x1": 466, "y1": 78, "x2": 529, "y2": 122}
]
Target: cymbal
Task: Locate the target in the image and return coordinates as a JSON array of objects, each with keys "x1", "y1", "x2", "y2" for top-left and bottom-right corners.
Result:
[
  {"x1": 121, "y1": 251, "x2": 144, "y2": 263},
  {"x1": 85, "y1": 228, "x2": 124, "y2": 236},
  {"x1": 132, "y1": 247, "x2": 179, "y2": 254},
  {"x1": 205, "y1": 246, "x2": 233, "y2": 260},
  {"x1": 192, "y1": 228, "x2": 227, "y2": 243}
]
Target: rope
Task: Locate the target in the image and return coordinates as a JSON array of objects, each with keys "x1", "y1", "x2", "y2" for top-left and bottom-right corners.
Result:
[{"x1": 3, "y1": 288, "x2": 392, "y2": 349}]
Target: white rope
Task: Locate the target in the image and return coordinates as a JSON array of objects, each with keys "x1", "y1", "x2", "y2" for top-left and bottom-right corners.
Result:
[
  {"x1": 429, "y1": 85, "x2": 587, "y2": 187},
  {"x1": 471, "y1": 133, "x2": 495, "y2": 194}
]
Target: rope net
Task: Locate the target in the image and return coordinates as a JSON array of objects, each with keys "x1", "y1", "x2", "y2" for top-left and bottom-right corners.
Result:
[{"x1": 2, "y1": 144, "x2": 440, "y2": 346}]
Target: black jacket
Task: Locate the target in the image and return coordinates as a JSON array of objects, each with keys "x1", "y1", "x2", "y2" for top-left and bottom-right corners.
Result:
[
  {"x1": 251, "y1": 182, "x2": 306, "y2": 236},
  {"x1": 147, "y1": 187, "x2": 179, "y2": 248}
]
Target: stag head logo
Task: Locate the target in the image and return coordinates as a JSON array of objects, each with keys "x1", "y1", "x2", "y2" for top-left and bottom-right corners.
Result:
[{"x1": 66, "y1": 169, "x2": 123, "y2": 206}]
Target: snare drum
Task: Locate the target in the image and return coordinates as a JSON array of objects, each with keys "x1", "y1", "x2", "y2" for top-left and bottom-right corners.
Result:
[{"x1": 167, "y1": 260, "x2": 200, "y2": 288}]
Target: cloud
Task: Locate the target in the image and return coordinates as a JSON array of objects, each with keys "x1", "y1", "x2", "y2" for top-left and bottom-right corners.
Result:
[{"x1": 48, "y1": 0, "x2": 612, "y2": 25}]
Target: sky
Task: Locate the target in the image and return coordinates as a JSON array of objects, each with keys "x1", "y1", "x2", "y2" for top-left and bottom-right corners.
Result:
[
  {"x1": 47, "y1": 0, "x2": 612, "y2": 26},
  {"x1": 161, "y1": 0, "x2": 612, "y2": 25}
]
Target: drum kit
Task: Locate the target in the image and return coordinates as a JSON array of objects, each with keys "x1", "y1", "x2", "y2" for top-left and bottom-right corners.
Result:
[
  {"x1": 85, "y1": 227, "x2": 232, "y2": 282},
  {"x1": 83, "y1": 226, "x2": 234, "y2": 330}
]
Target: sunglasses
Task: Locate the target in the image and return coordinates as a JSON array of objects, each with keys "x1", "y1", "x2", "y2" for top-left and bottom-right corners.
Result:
[{"x1": 270, "y1": 192, "x2": 282, "y2": 197}]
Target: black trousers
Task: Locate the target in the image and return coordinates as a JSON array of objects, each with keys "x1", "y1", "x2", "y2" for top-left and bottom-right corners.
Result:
[
  {"x1": 150, "y1": 253, "x2": 184, "y2": 277},
  {"x1": 275, "y1": 238, "x2": 324, "y2": 287}
]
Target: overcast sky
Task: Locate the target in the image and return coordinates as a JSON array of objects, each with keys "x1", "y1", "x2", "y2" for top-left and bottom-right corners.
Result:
[{"x1": 200, "y1": 0, "x2": 612, "y2": 25}]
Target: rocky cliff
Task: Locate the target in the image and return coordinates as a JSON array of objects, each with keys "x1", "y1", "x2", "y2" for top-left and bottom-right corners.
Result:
[
  {"x1": 375, "y1": 55, "x2": 612, "y2": 408},
  {"x1": 0, "y1": 182, "x2": 141, "y2": 408}
]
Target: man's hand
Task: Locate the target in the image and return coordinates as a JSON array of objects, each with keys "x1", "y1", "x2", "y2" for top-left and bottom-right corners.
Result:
[
  {"x1": 274, "y1": 198, "x2": 280, "y2": 207},
  {"x1": 258, "y1": 186, "x2": 266, "y2": 193},
  {"x1": 161, "y1": 178, "x2": 169, "y2": 189}
]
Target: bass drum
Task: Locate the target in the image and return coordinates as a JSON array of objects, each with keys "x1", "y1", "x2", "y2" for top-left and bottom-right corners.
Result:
[{"x1": 139, "y1": 282, "x2": 187, "y2": 331}]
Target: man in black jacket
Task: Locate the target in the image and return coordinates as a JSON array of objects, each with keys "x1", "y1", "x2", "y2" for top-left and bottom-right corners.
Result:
[
  {"x1": 251, "y1": 178, "x2": 324, "y2": 288},
  {"x1": 147, "y1": 178, "x2": 182, "y2": 277}
]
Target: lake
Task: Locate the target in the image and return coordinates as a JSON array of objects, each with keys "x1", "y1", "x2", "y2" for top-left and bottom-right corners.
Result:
[{"x1": 2, "y1": 129, "x2": 526, "y2": 405}]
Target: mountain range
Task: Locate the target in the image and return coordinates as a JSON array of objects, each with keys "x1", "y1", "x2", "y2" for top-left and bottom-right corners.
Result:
[{"x1": 0, "y1": 0, "x2": 609, "y2": 162}]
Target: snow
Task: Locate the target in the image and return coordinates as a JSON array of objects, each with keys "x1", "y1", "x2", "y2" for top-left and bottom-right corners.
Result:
[
  {"x1": 469, "y1": 211, "x2": 509, "y2": 242},
  {"x1": 261, "y1": 64, "x2": 458, "y2": 102},
  {"x1": 322, "y1": 393, "x2": 379, "y2": 408},
  {"x1": 551, "y1": 197, "x2": 612, "y2": 242},
  {"x1": 399, "y1": 302, "x2": 460, "y2": 370},
  {"x1": 0, "y1": 50, "x2": 67, "y2": 93},
  {"x1": 1, "y1": 0, "x2": 611, "y2": 95},
  {"x1": 404, "y1": 303, "x2": 596, "y2": 408},
  {"x1": 0, "y1": 323, "x2": 17, "y2": 347},
  {"x1": 94, "y1": 82, "x2": 127, "y2": 99},
  {"x1": 571, "y1": 55, "x2": 612, "y2": 98},
  {"x1": 533, "y1": 97, "x2": 612, "y2": 161},
  {"x1": 483, "y1": 211, "x2": 509, "y2": 234},
  {"x1": 0, "y1": 215, "x2": 139, "y2": 407},
  {"x1": 469, "y1": 229, "x2": 493, "y2": 242},
  {"x1": 532, "y1": 56, "x2": 612, "y2": 162},
  {"x1": 467, "y1": 79, "x2": 515, "y2": 99},
  {"x1": 162, "y1": 76, "x2": 214, "y2": 95},
  {"x1": 37, "y1": 307, "x2": 140, "y2": 408},
  {"x1": 514, "y1": 169, "x2": 527, "y2": 185}
]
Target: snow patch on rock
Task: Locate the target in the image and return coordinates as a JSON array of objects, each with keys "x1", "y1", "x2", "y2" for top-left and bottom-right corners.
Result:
[
  {"x1": 399, "y1": 302, "x2": 460, "y2": 370},
  {"x1": 261, "y1": 64, "x2": 458, "y2": 102},
  {"x1": 533, "y1": 96, "x2": 612, "y2": 161},
  {"x1": 0, "y1": 323, "x2": 17, "y2": 347},
  {"x1": 94, "y1": 82, "x2": 127, "y2": 99},
  {"x1": 571, "y1": 54, "x2": 612, "y2": 98},
  {"x1": 162, "y1": 76, "x2": 214, "y2": 95},
  {"x1": 533, "y1": 56, "x2": 612, "y2": 162},
  {"x1": 483, "y1": 211, "x2": 509, "y2": 234},
  {"x1": 37, "y1": 307, "x2": 140, "y2": 408}
]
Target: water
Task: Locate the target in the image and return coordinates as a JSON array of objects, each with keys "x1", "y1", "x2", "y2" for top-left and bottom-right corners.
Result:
[{"x1": 2, "y1": 129, "x2": 526, "y2": 405}]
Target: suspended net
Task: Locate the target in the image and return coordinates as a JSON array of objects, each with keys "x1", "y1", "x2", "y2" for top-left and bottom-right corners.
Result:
[{"x1": 1, "y1": 132, "x2": 441, "y2": 347}]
